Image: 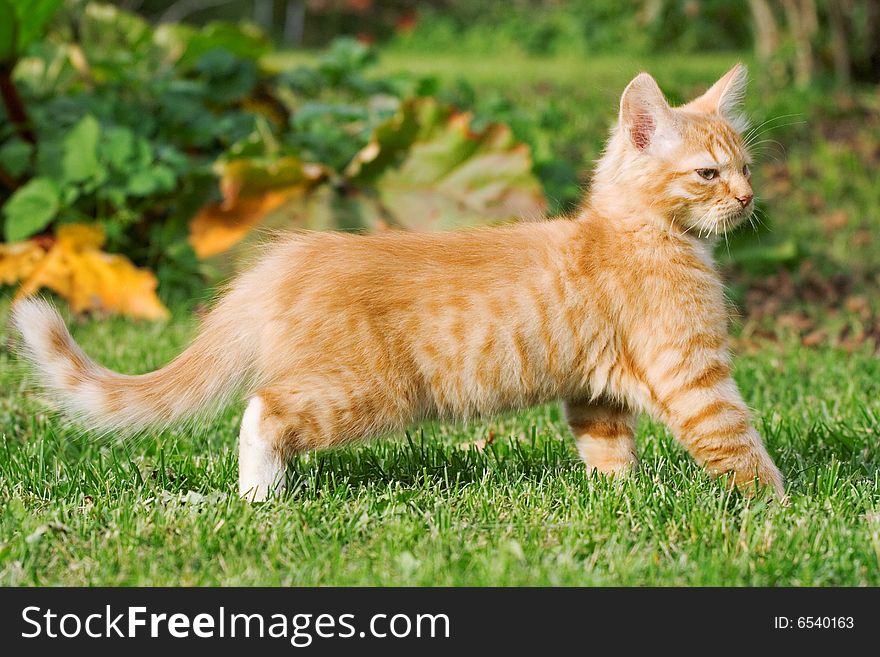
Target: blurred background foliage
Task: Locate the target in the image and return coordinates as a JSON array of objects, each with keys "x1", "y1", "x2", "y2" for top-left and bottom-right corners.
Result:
[
  {"x1": 122, "y1": 0, "x2": 878, "y2": 85},
  {"x1": 0, "y1": 0, "x2": 878, "y2": 352}
]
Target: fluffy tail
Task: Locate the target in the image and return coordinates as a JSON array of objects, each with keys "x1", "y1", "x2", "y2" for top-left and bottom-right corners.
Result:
[{"x1": 11, "y1": 297, "x2": 256, "y2": 433}]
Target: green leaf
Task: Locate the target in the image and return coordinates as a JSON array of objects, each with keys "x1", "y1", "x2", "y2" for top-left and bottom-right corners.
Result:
[
  {"x1": 80, "y1": 2, "x2": 152, "y2": 57},
  {"x1": 214, "y1": 156, "x2": 325, "y2": 195},
  {"x1": 2, "y1": 177, "x2": 60, "y2": 242},
  {"x1": 155, "y1": 145, "x2": 189, "y2": 173},
  {"x1": 97, "y1": 186, "x2": 127, "y2": 208},
  {"x1": 60, "y1": 184, "x2": 79, "y2": 206},
  {"x1": 101, "y1": 126, "x2": 136, "y2": 171},
  {"x1": 194, "y1": 49, "x2": 258, "y2": 104},
  {"x1": 127, "y1": 164, "x2": 176, "y2": 197},
  {"x1": 8, "y1": 0, "x2": 60, "y2": 56},
  {"x1": 317, "y1": 38, "x2": 376, "y2": 83},
  {"x1": 161, "y1": 21, "x2": 271, "y2": 69},
  {"x1": 0, "y1": 138, "x2": 33, "y2": 178},
  {"x1": 0, "y1": 0, "x2": 16, "y2": 63},
  {"x1": 62, "y1": 114, "x2": 102, "y2": 183},
  {"x1": 131, "y1": 135, "x2": 155, "y2": 170}
]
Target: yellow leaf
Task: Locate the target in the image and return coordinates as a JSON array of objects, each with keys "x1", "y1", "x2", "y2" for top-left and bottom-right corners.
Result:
[
  {"x1": 56, "y1": 223, "x2": 105, "y2": 249},
  {"x1": 14, "y1": 241, "x2": 72, "y2": 301},
  {"x1": 189, "y1": 188, "x2": 299, "y2": 259},
  {"x1": 10, "y1": 224, "x2": 169, "y2": 321},
  {"x1": 77, "y1": 250, "x2": 169, "y2": 320},
  {"x1": 189, "y1": 156, "x2": 326, "y2": 259},
  {"x1": 0, "y1": 240, "x2": 47, "y2": 285}
]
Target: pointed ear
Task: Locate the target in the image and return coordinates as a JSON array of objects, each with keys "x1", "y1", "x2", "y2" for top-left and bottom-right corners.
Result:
[
  {"x1": 619, "y1": 72, "x2": 677, "y2": 152},
  {"x1": 686, "y1": 63, "x2": 748, "y2": 127}
]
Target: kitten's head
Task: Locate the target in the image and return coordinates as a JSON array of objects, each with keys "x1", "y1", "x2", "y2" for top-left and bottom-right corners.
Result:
[{"x1": 596, "y1": 64, "x2": 754, "y2": 236}]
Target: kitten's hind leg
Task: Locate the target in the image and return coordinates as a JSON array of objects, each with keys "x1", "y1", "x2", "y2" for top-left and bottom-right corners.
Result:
[
  {"x1": 239, "y1": 384, "x2": 374, "y2": 500},
  {"x1": 563, "y1": 397, "x2": 638, "y2": 475},
  {"x1": 238, "y1": 395, "x2": 287, "y2": 501}
]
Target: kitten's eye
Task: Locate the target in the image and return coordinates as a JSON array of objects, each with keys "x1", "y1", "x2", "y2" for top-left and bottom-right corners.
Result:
[
  {"x1": 696, "y1": 168, "x2": 718, "y2": 181},
  {"x1": 742, "y1": 163, "x2": 751, "y2": 177}
]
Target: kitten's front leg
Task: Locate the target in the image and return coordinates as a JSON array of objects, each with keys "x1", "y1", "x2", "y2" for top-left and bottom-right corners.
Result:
[
  {"x1": 650, "y1": 363, "x2": 784, "y2": 498},
  {"x1": 564, "y1": 398, "x2": 638, "y2": 475}
]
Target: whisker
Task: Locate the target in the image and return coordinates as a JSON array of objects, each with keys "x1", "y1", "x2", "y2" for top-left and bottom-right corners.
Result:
[
  {"x1": 698, "y1": 213, "x2": 714, "y2": 240},
  {"x1": 744, "y1": 122, "x2": 807, "y2": 149},
  {"x1": 722, "y1": 220, "x2": 731, "y2": 259},
  {"x1": 748, "y1": 147, "x2": 785, "y2": 163},
  {"x1": 745, "y1": 112, "x2": 802, "y2": 134},
  {"x1": 743, "y1": 113, "x2": 806, "y2": 143},
  {"x1": 751, "y1": 205, "x2": 771, "y2": 232},
  {"x1": 748, "y1": 138, "x2": 787, "y2": 152}
]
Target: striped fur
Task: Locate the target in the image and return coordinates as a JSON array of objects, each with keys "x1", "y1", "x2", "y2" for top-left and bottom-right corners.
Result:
[{"x1": 11, "y1": 64, "x2": 783, "y2": 500}]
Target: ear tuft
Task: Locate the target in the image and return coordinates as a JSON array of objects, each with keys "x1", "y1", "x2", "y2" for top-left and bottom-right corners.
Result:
[
  {"x1": 687, "y1": 63, "x2": 749, "y2": 129},
  {"x1": 716, "y1": 63, "x2": 748, "y2": 120},
  {"x1": 619, "y1": 72, "x2": 671, "y2": 152}
]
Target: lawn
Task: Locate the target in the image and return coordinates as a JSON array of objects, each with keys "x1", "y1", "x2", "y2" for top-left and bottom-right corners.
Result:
[
  {"x1": 1, "y1": 298, "x2": 879, "y2": 586},
  {"x1": 1, "y1": 50, "x2": 879, "y2": 586}
]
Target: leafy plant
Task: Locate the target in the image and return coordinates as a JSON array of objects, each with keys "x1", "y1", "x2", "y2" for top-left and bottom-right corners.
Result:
[
  {"x1": 190, "y1": 97, "x2": 546, "y2": 258},
  {"x1": 0, "y1": 3, "x2": 548, "y2": 318}
]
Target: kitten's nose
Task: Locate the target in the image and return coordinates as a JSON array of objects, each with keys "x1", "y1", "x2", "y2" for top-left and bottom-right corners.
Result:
[{"x1": 736, "y1": 194, "x2": 753, "y2": 207}]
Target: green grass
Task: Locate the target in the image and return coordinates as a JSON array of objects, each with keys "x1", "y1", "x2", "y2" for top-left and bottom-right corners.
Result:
[{"x1": 1, "y1": 298, "x2": 879, "y2": 586}]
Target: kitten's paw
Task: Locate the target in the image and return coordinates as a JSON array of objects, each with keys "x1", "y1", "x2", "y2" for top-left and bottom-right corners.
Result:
[
  {"x1": 708, "y1": 451, "x2": 785, "y2": 501},
  {"x1": 756, "y1": 458, "x2": 785, "y2": 501},
  {"x1": 585, "y1": 453, "x2": 639, "y2": 477},
  {"x1": 731, "y1": 457, "x2": 785, "y2": 502}
]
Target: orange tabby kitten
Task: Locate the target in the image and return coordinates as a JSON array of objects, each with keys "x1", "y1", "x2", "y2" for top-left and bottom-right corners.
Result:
[{"x1": 12, "y1": 64, "x2": 784, "y2": 501}]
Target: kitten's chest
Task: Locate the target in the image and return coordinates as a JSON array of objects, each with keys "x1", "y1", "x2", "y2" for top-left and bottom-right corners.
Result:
[
  {"x1": 614, "y1": 236, "x2": 724, "y2": 313},
  {"x1": 563, "y1": 235, "x2": 728, "y2": 347}
]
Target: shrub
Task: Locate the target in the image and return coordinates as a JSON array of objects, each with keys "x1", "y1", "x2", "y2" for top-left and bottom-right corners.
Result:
[{"x1": 0, "y1": 2, "x2": 546, "y2": 317}]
